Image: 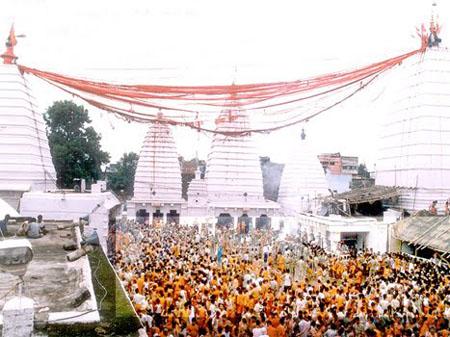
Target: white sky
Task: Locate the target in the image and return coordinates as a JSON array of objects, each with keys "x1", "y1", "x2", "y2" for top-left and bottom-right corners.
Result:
[{"x1": 1, "y1": 0, "x2": 448, "y2": 170}]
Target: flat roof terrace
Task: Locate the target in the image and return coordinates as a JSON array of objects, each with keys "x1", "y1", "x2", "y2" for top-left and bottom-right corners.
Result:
[
  {"x1": 0, "y1": 221, "x2": 98, "y2": 321},
  {"x1": 0, "y1": 221, "x2": 142, "y2": 336}
]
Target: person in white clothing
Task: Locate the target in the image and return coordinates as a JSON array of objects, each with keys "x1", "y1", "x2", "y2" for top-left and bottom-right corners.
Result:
[
  {"x1": 133, "y1": 289, "x2": 148, "y2": 311},
  {"x1": 252, "y1": 319, "x2": 268, "y2": 337},
  {"x1": 283, "y1": 272, "x2": 292, "y2": 292}
]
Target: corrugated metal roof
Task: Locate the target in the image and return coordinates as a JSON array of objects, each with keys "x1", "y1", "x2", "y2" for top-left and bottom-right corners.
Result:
[
  {"x1": 393, "y1": 216, "x2": 450, "y2": 253},
  {"x1": 327, "y1": 186, "x2": 399, "y2": 204}
]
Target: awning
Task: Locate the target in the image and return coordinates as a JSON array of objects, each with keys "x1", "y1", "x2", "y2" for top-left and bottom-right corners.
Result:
[
  {"x1": 326, "y1": 186, "x2": 399, "y2": 205},
  {"x1": 393, "y1": 216, "x2": 450, "y2": 253}
]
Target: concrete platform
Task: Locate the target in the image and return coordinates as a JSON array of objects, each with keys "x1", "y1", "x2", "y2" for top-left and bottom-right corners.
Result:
[{"x1": 0, "y1": 222, "x2": 99, "y2": 330}]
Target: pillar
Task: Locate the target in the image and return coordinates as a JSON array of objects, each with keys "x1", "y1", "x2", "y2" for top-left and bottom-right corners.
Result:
[
  {"x1": 149, "y1": 208, "x2": 153, "y2": 225},
  {"x1": 126, "y1": 202, "x2": 136, "y2": 220},
  {"x1": 233, "y1": 216, "x2": 238, "y2": 229},
  {"x1": 328, "y1": 231, "x2": 340, "y2": 252},
  {"x1": 2, "y1": 296, "x2": 34, "y2": 337}
]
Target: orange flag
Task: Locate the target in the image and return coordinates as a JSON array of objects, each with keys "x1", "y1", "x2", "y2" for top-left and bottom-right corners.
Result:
[{"x1": 7, "y1": 24, "x2": 17, "y2": 47}]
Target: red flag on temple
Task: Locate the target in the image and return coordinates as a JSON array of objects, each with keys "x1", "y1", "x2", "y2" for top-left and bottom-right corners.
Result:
[{"x1": 1, "y1": 25, "x2": 18, "y2": 64}]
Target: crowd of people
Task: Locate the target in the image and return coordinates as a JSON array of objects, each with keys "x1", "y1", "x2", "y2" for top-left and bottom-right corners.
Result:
[{"x1": 111, "y1": 221, "x2": 450, "y2": 337}]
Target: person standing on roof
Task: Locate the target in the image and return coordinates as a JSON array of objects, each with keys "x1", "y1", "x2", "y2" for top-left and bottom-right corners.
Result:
[{"x1": 429, "y1": 200, "x2": 438, "y2": 215}]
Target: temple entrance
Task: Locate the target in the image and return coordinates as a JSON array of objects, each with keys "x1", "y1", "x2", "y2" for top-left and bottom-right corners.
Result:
[
  {"x1": 152, "y1": 209, "x2": 163, "y2": 225},
  {"x1": 166, "y1": 209, "x2": 180, "y2": 224},
  {"x1": 217, "y1": 213, "x2": 233, "y2": 229},
  {"x1": 341, "y1": 232, "x2": 368, "y2": 251},
  {"x1": 136, "y1": 209, "x2": 149, "y2": 224},
  {"x1": 256, "y1": 214, "x2": 270, "y2": 230},
  {"x1": 238, "y1": 213, "x2": 251, "y2": 234}
]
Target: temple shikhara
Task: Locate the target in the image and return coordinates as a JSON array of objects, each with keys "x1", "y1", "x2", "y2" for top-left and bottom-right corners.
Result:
[
  {"x1": 277, "y1": 129, "x2": 330, "y2": 215},
  {"x1": 0, "y1": 5, "x2": 449, "y2": 336},
  {"x1": 186, "y1": 167, "x2": 207, "y2": 216},
  {"x1": 128, "y1": 118, "x2": 184, "y2": 224},
  {"x1": 128, "y1": 107, "x2": 282, "y2": 227},
  {"x1": 0, "y1": 26, "x2": 124, "y2": 336},
  {"x1": 0, "y1": 56, "x2": 57, "y2": 208},
  {"x1": 203, "y1": 108, "x2": 280, "y2": 227},
  {"x1": 376, "y1": 44, "x2": 450, "y2": 212}
]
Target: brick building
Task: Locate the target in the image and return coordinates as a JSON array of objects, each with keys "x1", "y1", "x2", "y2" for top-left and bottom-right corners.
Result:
[{"x1": 318, "y1": 153, "x2": 358, "y2": 176}]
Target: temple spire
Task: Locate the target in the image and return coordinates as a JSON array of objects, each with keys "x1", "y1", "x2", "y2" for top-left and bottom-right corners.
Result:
[
  {"x1": 428, "y1": 2, "x2": 442, "y2": 48},
  {"x1": 1, "y1": 25, "x2": 24, "y2": 65},
  {"x1": 376, "y1": 22, "x2": 450, "y2": 212}
]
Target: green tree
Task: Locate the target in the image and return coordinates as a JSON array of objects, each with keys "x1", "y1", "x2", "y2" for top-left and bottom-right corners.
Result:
[
  {"x1": 178, "y1": 156, "x2": 205, "y2": 199},
  {"x1": 107, "y1": 152, "x2": 139, "y2": 198},
  {"x1": 45, "y1": 100, "x2": 110, "y2": 188},
  {"x1": 357, "y1": 163, "x2": 370, "y2": 178}
]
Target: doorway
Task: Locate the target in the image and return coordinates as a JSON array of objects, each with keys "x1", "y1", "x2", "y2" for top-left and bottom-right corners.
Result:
[
  {"x1": 256, "y1": 214, "x2": 270, "y2": 230},
  {"x1": 166, "y1": 209, "x2": 180, "y2": 224},
  {"x1": 238, "y1": 213, "x2": 251, "y2": 234},
  {"x1": 217, "y1": 213, "x2": 233, "y2": 229},
  {"x1": 136, "y1": 209, "x2": 149, "y2": 224},
  {"x1": 152, "y1": 209, "x2": 163, "y2": 225}
]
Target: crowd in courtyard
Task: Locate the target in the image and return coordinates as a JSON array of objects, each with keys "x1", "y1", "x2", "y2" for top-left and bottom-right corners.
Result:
[{"x1": 111, "y1": 221, "x2": 450, "y2": 337}]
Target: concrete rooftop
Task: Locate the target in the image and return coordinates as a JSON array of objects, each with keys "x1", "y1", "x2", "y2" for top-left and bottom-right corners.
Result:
[{"x1": 0, "y1": 222, "x2": 98, "y2": 321}]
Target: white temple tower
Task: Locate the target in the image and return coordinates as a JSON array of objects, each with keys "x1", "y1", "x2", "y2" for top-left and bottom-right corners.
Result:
[
  {"x1": 0, "y1": 64, "x2": 57, "y2": 208},
  {"x1": 205, "y1": 108, "x2": 279, "y2": 227},
  {"x1": 375, "y1": 41, "x2": 450, "y2": 212},
  {"x1": 186, "y1": 168, "x2": 208, "y2": 217},
  {"x1": 128, "y1": 120, "x2": 184, "y2": 224},
  {"x1": 278, "y1": 129, "x2": 330, "y2": 215}
]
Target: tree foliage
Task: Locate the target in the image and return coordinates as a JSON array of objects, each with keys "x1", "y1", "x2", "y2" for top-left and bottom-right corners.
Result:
[
  {"x1": 357, "y1": 163, "x2": 370, "y2": 178},
  {"x1": 45, "y1": 100, "x2": 110, "y2": 188},
  {"x1": 178, "y1": 157, "x2": 205, "y2": 199},
  {"x1": 107, "y1": 152, "x2": 139, "y2": 198}
]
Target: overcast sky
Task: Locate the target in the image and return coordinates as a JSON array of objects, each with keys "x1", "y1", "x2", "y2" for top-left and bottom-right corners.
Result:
[{"x1": 1, "y1": 0, "x2": 448, "y2": 169}]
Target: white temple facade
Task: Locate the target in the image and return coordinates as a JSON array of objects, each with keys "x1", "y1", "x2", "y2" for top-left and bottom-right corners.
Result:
[
  {"x1": 278, "y1": 130, "x2": 330, "y2": 215},
  {"x1": 295, "y1": 213, "x2": 390, "y2": 253},
  {"x1": 204, "y1": 108, "x2": 279, "y2": 227},
  {"x1": 130, "y1": 110, "x2": 340, "y2": 228},
  {"x1": 129, "y1": 109, "x2": 281, "y2": 227},
  {"x1": 376, "y1": 46, "x2": 450, "y2": 212},
  {"x1": 0, "y1": 64, "x2": 57, "y2": 208},
  {"x1": 128, "y1": 121, "x2": 184, "y2": 224}
]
